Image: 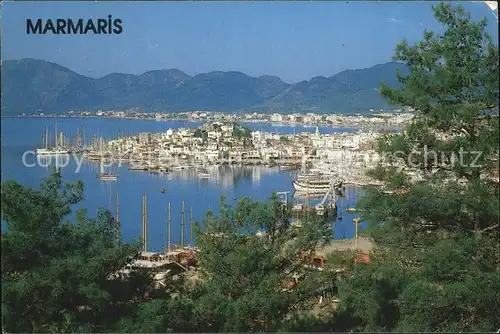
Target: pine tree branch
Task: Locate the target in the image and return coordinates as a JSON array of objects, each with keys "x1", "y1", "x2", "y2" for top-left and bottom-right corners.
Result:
[{"x1": 480, "y1": 224, "x2": 499, "y2": 233}]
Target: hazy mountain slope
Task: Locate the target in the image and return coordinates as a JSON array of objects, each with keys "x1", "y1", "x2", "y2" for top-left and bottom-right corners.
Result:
[
  {"x1": 1, "y1": 58, "x2": 98, "y2": 115},
  {"x1": 256, "y1": 62, "x2": 408, "y2": 113},
  {"x1": 1, "y1": 58, "x2": 407, "y2": 115}
]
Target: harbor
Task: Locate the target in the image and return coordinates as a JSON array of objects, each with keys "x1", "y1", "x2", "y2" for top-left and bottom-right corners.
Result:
[
  {"x1": 76, "y1": 122, "x2": 385, "y2": 187},
  {"x1": 35, "y1": 120, "x2": 88, "y2": 155},
  {"x1": 115, "y1": 183, "x2": 365, "y2": 281},
  {"x1": 3, "y1": 117, "x2": 369, "y2": 252}
]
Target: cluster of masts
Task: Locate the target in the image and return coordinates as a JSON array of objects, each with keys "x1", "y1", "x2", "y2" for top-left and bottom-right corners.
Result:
[
  {"x1": 35, "y1": 121, "x2": 119, "y2": 181},
  {"x1": 138, "y1": 193, "x2": 195, "y2": 254},
  {"x1": 36, "y1": 120, "x2": 88, "y2": 155}
]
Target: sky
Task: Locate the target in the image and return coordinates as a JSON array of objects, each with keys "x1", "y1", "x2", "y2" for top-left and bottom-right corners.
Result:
[{"x1": 1, "y1": 1, "x2": 498, "y2": 83}]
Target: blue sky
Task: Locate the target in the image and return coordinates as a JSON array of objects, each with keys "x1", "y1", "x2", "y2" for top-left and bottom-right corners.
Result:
[{"x1": 1, "y1": 1, "x2": 497, "y2": 83}]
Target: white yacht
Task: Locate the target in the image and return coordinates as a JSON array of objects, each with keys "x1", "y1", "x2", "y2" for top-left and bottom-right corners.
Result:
[
  {"x1": 36, "y1": 123, "x2": 70, "y2": 155},
  {"x1": 36, "y1": 148, "x2": 70, "y2": 155},
  {"x1": 293, "y1": 156, "x2": 343, "y2": 193},
  {"x1": 98, "y1": 162, "x2": 118, "y2": 181}
]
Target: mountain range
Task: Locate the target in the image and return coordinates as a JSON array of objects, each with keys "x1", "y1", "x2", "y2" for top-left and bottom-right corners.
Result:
[{"x1": 1, "y1": 58, "x2": 408, "y2": 115}]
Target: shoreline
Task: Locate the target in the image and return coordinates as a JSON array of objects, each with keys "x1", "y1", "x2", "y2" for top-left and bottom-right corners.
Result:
[
  {"x1": 84, "y1": 156, "x2": 380, "y2": 187},
  {"x1": 1, "y1": 115, "x2": 403, "y2": 131}
]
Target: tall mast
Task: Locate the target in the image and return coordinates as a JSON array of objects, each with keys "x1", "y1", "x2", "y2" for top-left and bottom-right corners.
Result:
[
  {"x1": 167, "y1": 201, "x2": 171, "y2": 254},
  {"x1": 181, "y1": 201, "x2": 185, "y2": 247},
  {"x1": 142, "y1": 193, "x2": 148, "y2": 253},
  {"x1": 116, "y1": 192, "x2": 120, "y2": 243},
  {"x1": 83, "y1": 127, "x2": 86, "y2": 148},
  {"x1": 45, "y1": 127, "x2": 49, "y2": 149},
  {"x1": 75, "y1": 128, "x2": 80, "y2": 149},
  {"x1": 190, "y1": 205, "x2": 193, "y2": 245},
  {"x1": 142, "y1": 195, "x2": 144, "y2": 252},
  {"x1": 54, "y1": 120, "x2": 58, "y2": 147},
  {"x1": 145, "y1": 194, "x2": 148, "y2": 252},
  {"x1": 108, "y1": 182, "x2": 112, "y2": 210}
]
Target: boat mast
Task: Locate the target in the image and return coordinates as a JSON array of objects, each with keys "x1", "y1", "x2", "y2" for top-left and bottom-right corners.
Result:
[
  {"x1": 54, "y1": 120, "x2": 58, "y2": 147},
  {"x1": 75, "y1": 128, "x2": 80, "y2": 149},
  {"x1": 108, "y1": 182, "x2": 112, "y2": 210},
  {"x1": 167, "y1": 201, "x2": 171, "y2": 254},
  {"x1": 115, "y1": 192, "x2": 120, "y2": 243},
  {"x1": 45, "y1": 127, "x2": 49, "y2": 149},
  {"x1": 181, "y1": 201, "x2": 185, "y2": 247},
  {"x1": 190, "y1": 205, "x2": 193, "y2": 245},
  {"x1": 142, "y1": 193, "x2": 148, "y2": 253}
]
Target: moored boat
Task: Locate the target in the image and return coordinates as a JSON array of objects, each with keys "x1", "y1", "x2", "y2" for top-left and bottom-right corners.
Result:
[
  {"x1": 293, "y1": 175, "x2": 343, "y2": 193},
  {"x1": 98, "y1": 161, "x2": 118, "y2": 181},
  {"x1": 36, "y1": 123, "x2": 70, "y2": 155},
  {"x1": 36, "y1": 148, "x2": 70, "y2": 155},
  {"x1": 98, "y1": 174, "x2": 118, "y2": 181}
]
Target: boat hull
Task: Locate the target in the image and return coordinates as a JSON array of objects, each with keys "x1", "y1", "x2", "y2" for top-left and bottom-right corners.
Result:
[
  {"x1": 98, "y1": 174, "x2": 118, "y2": 181},
  {"x1": 293, "y1": 180, "x2": 332, "y2": 193},
  {"x1": 36, "y1": 149, "x2": 70, "y2": 155}
]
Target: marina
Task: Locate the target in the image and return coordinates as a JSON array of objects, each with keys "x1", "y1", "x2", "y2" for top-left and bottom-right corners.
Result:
[
  {"x1": 35, "y1": 120, "x2": 88, "y2": 155},
  {"x1": 2, "y1": 118, "x2": 369, "y2": 251},
  {"x1": 121, "y1": 185, "x2": 343, "y2": 276},
  {"x1": 77, "y1": 123, "x2": 383, "y2": 189}
]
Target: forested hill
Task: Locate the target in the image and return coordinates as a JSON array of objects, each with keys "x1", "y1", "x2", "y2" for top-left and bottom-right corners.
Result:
[{"x1": 1, "y1": 58, "x2": 408, "y2": 115}]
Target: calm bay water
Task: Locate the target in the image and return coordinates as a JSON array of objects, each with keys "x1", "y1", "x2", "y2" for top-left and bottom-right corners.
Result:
[{"x1": 1, "y1": 117, "x2": 366, "y2": 250}]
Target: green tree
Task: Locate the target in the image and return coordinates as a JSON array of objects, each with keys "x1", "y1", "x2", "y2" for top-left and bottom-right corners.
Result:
[
  {"x1": 194, "y1": 128, "x2": 203, "y2": 138},
  {"x1": 1, "y1": 170, "x2": 151, "y2": 332},
  {"x1": 329, "y1": 3, "x2": 500, "y2": 332},
  {"x1": 175, "y1": 195, "x2": 338, "y2": 332},
  {"x1": 232, "y1": 124, "x2": 252, "y2": 139},
  {"x1": 279, "y1": 136, "x2": 289, "y2": 142},
  {"x1": 328, "y1": 4, "x2": 500, "y2": 331}
]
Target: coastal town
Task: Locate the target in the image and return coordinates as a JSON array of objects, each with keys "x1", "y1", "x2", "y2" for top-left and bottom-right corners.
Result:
[
  {"x1": 3, "y1": 1, "x2": 500, "y2": 332},
  {"x1": 14, "y1": 109, "x2": 414, "y2": 130},
  {"x1": 39, "y1": 110, "x2": 497, "y2": 191},
  {"x1": 80, "y1": 122, "x2": 386, "y2": 187}
]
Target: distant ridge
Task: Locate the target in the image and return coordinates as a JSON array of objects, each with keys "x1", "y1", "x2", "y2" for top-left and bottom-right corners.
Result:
[{"x1": 1, "y1": 58, "x2": 408, "y2": 115}]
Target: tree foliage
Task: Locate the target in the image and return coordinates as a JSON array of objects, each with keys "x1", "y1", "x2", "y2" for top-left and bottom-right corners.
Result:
[
  {"x1": 1, "y1": 170, "x2": 150, "y2": 332},
  {"x1": 2, "y1": 4, "x2": 498, "y2": 333},
  {"x1": 1, "y1": 173, "x2": 340, "y2": 332},
  {"x1": 330, "y1": 3, "x2": 500, "y2": 332},
  {"x1": 232, "y1": 124, "x2": 252, "y2": 139},
  {"x1": 166, "y1": 195, "x2": 337, "y2": 332}
]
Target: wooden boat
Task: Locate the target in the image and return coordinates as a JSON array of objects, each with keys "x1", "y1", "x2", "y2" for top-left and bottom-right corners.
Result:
[
  {"x1": 293, "y1": 176, "x2": 343, "y2": 193},
  {"x1": 98, "y1": 162, "x2": 118, "y2": 181}
]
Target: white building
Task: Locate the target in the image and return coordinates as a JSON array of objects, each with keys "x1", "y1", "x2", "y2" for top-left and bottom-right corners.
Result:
[
  {"x1": 270, "y1": 113, "x2": 283, "y2": 122},
  {"x1": 208, "y1": 131, "x2": 222, "y2": 140}
]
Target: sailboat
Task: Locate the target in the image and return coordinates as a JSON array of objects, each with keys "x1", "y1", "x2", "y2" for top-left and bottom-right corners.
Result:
[
  {"x1": 98, "y1": 161, "x2": 118, "y2": 181},
  {"x1": 36, "y1": 121, "x2": 70, "y2": 155},
  {"x1": 70, "y1": 128, "x2": 85, "y2": 154}
]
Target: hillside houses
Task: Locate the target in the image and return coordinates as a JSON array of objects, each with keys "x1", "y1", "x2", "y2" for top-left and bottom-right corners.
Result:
[{"x1": 98, "y1": 122, "x2": 385, "y2": 180}]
